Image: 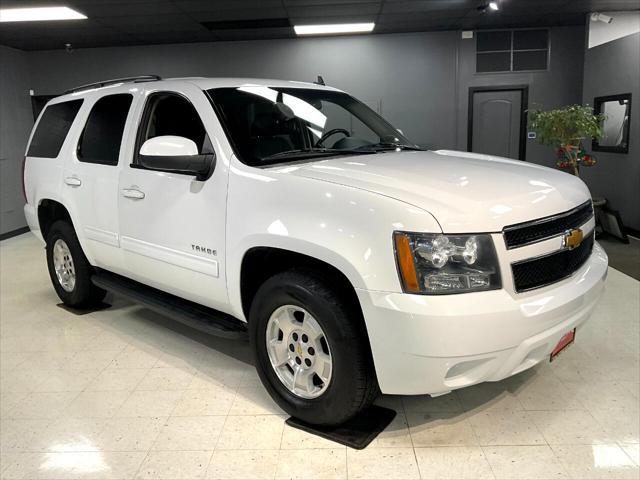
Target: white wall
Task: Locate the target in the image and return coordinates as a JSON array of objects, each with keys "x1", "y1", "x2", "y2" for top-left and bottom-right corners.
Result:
[{"x1": 588, "y1": 11, "x2": 640, "y2": 48}]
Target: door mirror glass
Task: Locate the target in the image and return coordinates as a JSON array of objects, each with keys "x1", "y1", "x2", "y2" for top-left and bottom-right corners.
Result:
[
  {"x1": 592, "y1": 93, "x2": 632, "y2": 154},
  {"x1": 139, "y1": 135, "x2": 198, "y2": 157}
]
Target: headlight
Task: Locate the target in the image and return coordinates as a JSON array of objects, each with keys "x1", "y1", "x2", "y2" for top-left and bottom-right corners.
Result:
[{"x1": 394, "y1": 231, "x2": 501, "y2": 294}]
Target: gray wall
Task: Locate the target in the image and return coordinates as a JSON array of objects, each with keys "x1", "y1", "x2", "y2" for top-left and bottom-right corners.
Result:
[
  {"x1": 25, "y1": 32, "x2": 460, "y2": 150},
  {"x1": 581, "y1": 32, "x2": 640, "y2": 231},
  {"x1": 2, "y1": 27, "x2": 588, "y2": 233},
  {"x1": 456, "y1": 26, "x2": 586, "y2": 169},
  {"x1": 0, "y1": 45, "x2": 33, "y2": 235},
  {"x1": 25, "y1": 26, "x2": 585, "y2": 159}
]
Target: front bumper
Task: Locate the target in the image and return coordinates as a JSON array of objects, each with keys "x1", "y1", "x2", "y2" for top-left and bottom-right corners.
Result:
[{"x1": 357, "y1": 242, "x2": 608, "y2": 395}]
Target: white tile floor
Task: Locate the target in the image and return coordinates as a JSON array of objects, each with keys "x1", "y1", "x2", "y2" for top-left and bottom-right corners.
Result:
[{"x1": 1, "y1": 233, "x2": 638, "y2": 480}]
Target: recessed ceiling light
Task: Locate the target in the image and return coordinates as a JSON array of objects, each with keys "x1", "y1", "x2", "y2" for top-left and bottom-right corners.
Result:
[
  {"x1": 0, "y1": 6, "x2": 87, "y2": 22},
  {"x1": 294, "y1": 23, "x2": 375, "y2": 36},
  {"x1": 489, "y1": 2, "x2": 499, "y2": 11}
]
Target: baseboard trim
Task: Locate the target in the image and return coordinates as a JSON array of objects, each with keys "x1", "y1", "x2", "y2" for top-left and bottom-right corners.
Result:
[
  {"x1": 0, "y1": 226, "x2": 29, "y2": 241},
  {"x1": 625, "y1": 227, "x2": 640, "y2": 239}
]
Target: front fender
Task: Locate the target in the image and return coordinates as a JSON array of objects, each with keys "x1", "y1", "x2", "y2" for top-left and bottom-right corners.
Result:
[{"x1": 226, "y1": 161, "x2": 442, "y2": 319}]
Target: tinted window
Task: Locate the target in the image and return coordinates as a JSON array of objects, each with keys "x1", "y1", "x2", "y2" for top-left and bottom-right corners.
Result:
[
  {"x1": 476, "y1": 29, "x2": 549, "y2": 73},
  {"x1": 78, "y1": 94, "x2": 133, "y2": 165},
  {"x1": 208, "y1": 87, "x2": 414, "y2": 166},
  {"x1": 513, "y1": 29, "x2": 548, "y2": 50},
  {"x1": 27, "y1": 100, "x2": 83, "y2": 158},
  {"x1": 513, "y1": 50, "x2": 548, "y2": 71},
  {"x1": 476, "y1": 52, "x2": 511, "y2": 72},
  {"x1": 477, "y1": 31, "x2": 511, "y2": 52},
  {"x1": 138, "y1": 93, "x2": 207, "y2": 153}
]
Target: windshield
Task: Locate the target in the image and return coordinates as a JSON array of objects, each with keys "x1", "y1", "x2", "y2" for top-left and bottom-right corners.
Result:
[{"x1": 207, "y1": 86, "x2": 419, "y2": 166}]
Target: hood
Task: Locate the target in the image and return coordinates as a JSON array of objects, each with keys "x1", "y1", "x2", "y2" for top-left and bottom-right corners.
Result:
[{"x1": 276, "y1": 149, "x2": 591, "y2": 233}]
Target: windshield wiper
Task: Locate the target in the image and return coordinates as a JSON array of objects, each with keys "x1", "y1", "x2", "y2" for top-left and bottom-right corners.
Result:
[
  {"x1": 261, "y1": 148, "x2": 377, "y2": 161},
  {"x1": 261, "y1": 149, "x2": 319, "y2": 160},
  {"x1": 363, "y1": 142, "x2": 425, "y2": 152}
]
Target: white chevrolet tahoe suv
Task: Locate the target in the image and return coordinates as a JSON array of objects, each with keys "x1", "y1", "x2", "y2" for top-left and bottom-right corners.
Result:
[{"x1": 23, "y1": 76, "x2": 608, "y2": 425}]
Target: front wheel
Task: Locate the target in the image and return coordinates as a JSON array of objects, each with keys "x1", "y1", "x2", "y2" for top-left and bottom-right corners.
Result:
[{"x1": 249, "y1": 270, "x2": 378, "y2": 426}]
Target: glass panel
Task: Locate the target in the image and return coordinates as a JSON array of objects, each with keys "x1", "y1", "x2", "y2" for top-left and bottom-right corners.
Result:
[
  {"x1": 513, "y1": 50, "x2": 548, "y2": 71},
  {"x1": 599, "y1": 99, "x2": 630, "y2": 148},
  {"x1": 476, "y1": 31, "x2": 511, "y2": 52},
  {"x1": 27, "y1": 100, "x2": 83, "y2": 158},
  {"x1": 141, "y1": 94, "x2": 207, "y2": 152},
  {"x1": 513, "y1": 29, "x2": 548, "y2": 50},
  {"x1": 476, "y1": 52, "x2": 511, "y2": 72},
  {"x1": 78, "y1": 94, "x2": 133, "y2": 165},
  {"x1": 209, "y1": 87, "x2": 413, "y2": 166}
]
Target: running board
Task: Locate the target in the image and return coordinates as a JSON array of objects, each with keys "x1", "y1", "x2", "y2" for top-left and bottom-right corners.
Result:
[{"x1": 91, "y1": 270, "x2": 247, "y2": 339}]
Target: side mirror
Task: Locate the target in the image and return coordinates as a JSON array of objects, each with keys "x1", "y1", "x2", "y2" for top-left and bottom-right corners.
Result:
[{"x1": 138, "y1": 135, "x2": 215, "y2": 181}]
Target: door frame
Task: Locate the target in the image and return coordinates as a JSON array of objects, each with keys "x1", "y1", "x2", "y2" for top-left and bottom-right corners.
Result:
[{"x1": 467, "y1": 85, "x2": 529, "y2": 160}]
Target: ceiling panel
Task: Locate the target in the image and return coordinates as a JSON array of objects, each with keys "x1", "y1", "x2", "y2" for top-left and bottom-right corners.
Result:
[
  {"x1": 75, "y1": 2, "x2": 180, "y2": 17},
  {"x1": 289, "y1": 14, "x2": 377, "y2": 24},
  {"x1": 286, "y1": 2, "x2": 381, "y2": 17},
  {"x1": 176, "y1": 0, "x2": 286, "y2": 12},
  {"x1": 193, "y1": 9, "x2": 290, "y2": 22},
  {"x1": 381, "y1": 10, "x2": 472, "y2": 22},
  {"x1": 0, "y1": 0, "x2": 638, "y2": 51},
  {"x1": 381, "y1": 1, "x2": 475, "y2": 13},
  {"x1": 283, "y1": 0, "x2": 381, "y2": 5}
]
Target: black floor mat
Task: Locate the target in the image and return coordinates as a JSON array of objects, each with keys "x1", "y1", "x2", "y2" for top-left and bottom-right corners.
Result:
[
  {"x1": 285, "y1": 405, "x2": 397, "y2": 449},
  {"x1": 57, "y1": 302, "x2": 111, "y2": 315}
]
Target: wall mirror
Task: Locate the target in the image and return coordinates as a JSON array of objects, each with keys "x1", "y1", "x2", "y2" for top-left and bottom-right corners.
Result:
[{"x1": 592, "y1": 93, "x2": 632, "y2": 154}]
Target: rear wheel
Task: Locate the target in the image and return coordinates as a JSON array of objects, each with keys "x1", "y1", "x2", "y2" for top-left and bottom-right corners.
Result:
[
  {"x1": 46, "y1": 220, "x2": 106, "y2": 308},
  {"x1": 249, "y1": 269, "x2": 378, "y2": 426}
]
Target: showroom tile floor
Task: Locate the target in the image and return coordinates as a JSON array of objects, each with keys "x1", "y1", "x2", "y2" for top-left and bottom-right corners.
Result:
[{"x1": 1, "y1": 233, "x2": 638, "y2": 480}]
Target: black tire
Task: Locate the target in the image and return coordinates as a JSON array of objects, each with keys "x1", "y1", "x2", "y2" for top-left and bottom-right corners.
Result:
[
  {"x1": 46, "y1": 220, "x2": 106, "y2": 308},
  {"x1": 249, "y1": 269, "x2": 379, "y2": 426}
]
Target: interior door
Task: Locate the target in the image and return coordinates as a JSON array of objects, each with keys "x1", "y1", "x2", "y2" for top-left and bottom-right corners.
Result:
[
  {"x1": 118, "y1": 86, "x2": 229, "y2": 311},
  {"x1": 469, "y1": 88, "x2": 526, "y2": 159}
]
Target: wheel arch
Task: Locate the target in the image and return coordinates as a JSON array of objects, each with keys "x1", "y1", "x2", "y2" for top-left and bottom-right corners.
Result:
[
  {"x1": 239, "y1": 245, "x2": 365, "y2": 326},
  {"x1": 38, "y1": 199, "x2": 74, "y2": 240}
]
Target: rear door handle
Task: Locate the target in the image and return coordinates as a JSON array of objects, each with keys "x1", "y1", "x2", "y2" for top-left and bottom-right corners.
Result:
[
  {"x1": 64, "y1": 176, "x2": 82, "y2": 187},
  {"x1": 121, "y1": 188, "x2": 145, "y2": 200}
]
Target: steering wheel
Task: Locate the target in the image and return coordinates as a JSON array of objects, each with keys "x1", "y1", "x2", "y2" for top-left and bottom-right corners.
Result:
[{"x1": 315, "y1": 128, "x2": 350, "y2": 148}]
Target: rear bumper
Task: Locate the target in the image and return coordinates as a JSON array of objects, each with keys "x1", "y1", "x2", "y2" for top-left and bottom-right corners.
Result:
[
  {"x1": 357, "y1": 242, "x2": 608, "y2": 395},
  {"x1": 24, "y1": 203, "x2": 44, "y2": 243}
]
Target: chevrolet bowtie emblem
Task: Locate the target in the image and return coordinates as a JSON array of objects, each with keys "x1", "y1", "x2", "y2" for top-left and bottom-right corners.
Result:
[{"x1": 563, "y1": 228, "x2": 584, "y2": 250}]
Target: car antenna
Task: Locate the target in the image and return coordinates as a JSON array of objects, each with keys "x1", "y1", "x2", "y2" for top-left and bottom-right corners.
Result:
[{"x1": 314, "y1": 75, "x2": 325, "y2": 86}]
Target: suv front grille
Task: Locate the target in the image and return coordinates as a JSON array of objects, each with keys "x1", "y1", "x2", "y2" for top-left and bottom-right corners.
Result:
[
  {"x1": 511, "y1": 232, "x2": 594, "y2": 292},
  {"x1": 503, "y1": 201, "x2": 593, "y2": 249}
]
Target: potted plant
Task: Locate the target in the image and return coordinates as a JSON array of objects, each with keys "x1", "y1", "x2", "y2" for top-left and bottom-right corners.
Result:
[{"x1": 528, "y1": 105, "x2": 604, "y2": 176}]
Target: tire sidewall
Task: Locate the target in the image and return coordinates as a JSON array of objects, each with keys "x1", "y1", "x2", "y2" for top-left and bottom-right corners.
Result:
[
  {"x1": 46, "y1": 221, "x2": 96, "y2": 307},
  {"x1": 250, "y1": 275, "x2": 368, "y2": 425}
]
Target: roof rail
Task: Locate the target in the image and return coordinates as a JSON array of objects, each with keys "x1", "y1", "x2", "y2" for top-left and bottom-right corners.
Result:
[{"x1": 64, "y1": 75, "x2": 162, "y2": 94}]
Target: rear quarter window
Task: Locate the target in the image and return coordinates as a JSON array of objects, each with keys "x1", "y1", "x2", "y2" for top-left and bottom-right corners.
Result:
[{"x1": 27, "y1": 99, "x2": 83, "y2": 158}]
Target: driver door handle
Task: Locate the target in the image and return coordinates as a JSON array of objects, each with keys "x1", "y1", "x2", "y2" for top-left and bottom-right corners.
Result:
[
  {"x1": 64, "y1": 176, "x2": 82, "y2": 187},
  {"x1": 121, "y1": 188, "x2": 145, "y2": 200}
]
